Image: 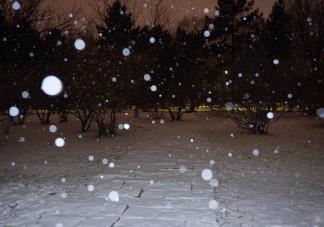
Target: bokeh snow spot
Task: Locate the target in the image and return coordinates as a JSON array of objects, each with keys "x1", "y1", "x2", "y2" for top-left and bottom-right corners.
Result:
[
  {"x1": 179, "y1": 165, "x2": 187, "y2": 174},
  {"x1": 123, "y1": 123, "x2": 130, "y2": 130},
  {"x1": 21, "y1": 91, "x2": 29, "y2": 99},
  {"x1": 102, "y1": 158, "x2": 109, "y2": 165},
  {"x1": 144, "y1": 74, "x2": 151, "y2": 81},
  {"x1": 49, "y1": 125, "x2": 58, "y2": 133},
  {"x1": 122, "y1": 48, "x2": 130, "y2": 57},
  {"x1": 150, "y1": 85, "x2": 157, "y2": 92},
  {"x1": 18, "y1": 137, "x2": 26, "y2": 143},
  {"x1": 87, "y1": 185, "x2": 94, "y2": 192},
  {"x1": 204, "y1": 30, "x2": 211, "y2": 38},
  {"x1": 55, "y1": 138, "x2": 65, "y2": 148},
  {"x1": 74, "y1": 38, "x2": 86, "y2": 50},
  {"x1": 109, "y1": 191, "x2": 119, "y2": 202},
  {"x1": 9, "y1": 106, "x2": 19, "y2": 117},
  {"x1": 208, "y1": 199, "x2": 219, "y2": 210},
  {"x1": 316, "y1": 108, "x2": 324, "y2": 118},
  {"x1": 88, "y1": 155, "x2": 95, "y2": 162},
  {"x1": 252, "y1": 148, "x2": 260, "y2": 156},
  {"x1": 267, "y1": 112, "x2": 274, "y2": 119},
  {"x1": 273, "y1": 59, "x2": 280, "y2": 65},
  {"x1": 12, "y1": 1, "x2": 21, "y2": 11},
  {"x1": 41, "y1": 75, "x2": 63, "y2": 96},
  {"x1": 61, "y1": 192, "x2": 68, "y2": 199},
  {"x1": 149, "y1": 37, "x2": 156, "y2": 44},
  {"x1": 209, "y1": 178, "x2": 219, "y2": 188},
  {"x1": 201, "y1": 169, "x2": 213, "y2": 181}
]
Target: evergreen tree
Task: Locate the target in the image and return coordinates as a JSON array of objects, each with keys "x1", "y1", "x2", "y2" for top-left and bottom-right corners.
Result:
[
  {"x1": 97, "y1": 0, "x2": 136, "y2": 49},
  {"x1": 265, "y1": 0, "x2": 290, "y2": 57},
  {"x1": 262, "y1": 0, "x2": 291, "y2": 111},
  {"x1": 133, "y1": 25, "x2": 173, "y2": 118},
  {"x1": 204, "y1": 0, "x2": 261, "y2": 60},
  {"x1": 201, "y1": 0, "x2": 263, "y2": 113},
  {"x1": 226, "y1": 27, "x2": 280, "y2": 134},
  {"x1": 169, "y1": 27, "x2": 206, "y2": 115},
  {"x1": 288, "y1": 0, "x2": 324, "y2": 113}
]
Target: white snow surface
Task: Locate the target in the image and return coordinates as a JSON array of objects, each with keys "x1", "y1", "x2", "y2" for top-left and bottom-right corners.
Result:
[{"x1": 0, "y1": 113, "x2": 323, "y2": 226}]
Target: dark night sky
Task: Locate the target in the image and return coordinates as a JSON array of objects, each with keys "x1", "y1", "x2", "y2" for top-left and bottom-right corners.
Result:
[{"x1": 49, "y1": 0, "x2": 275, "y2": 29}]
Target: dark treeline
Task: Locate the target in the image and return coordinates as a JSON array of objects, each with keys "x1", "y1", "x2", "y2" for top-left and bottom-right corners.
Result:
[{"x1": 0, "y1": 0, "x2": 323, "y2": 136}]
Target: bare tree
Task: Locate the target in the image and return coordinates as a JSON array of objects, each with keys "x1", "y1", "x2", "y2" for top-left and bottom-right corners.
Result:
[
  {"x1": 137, "y1": 0, "x2": 174, "y2": 30},
  {"x1": 228, "y1": 101, "x2": 279, "y2": 134},
  {"x1": 178, "y1": 16, "x2": 205, "y2": 32}
]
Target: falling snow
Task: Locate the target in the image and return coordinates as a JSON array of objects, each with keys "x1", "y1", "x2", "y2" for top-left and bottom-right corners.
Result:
[
  {"x1": 74, "y1": 39, "x2": 86, "y2": 51},
  {"x1": 1, "y1": 0, "x2": 324, "y2": 226},
  {"x1": 41, "y1": 75, "x2": 63, "y2": 96}
]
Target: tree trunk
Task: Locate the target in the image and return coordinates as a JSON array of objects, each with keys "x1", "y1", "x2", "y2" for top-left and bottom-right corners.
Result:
[
  {"x1": 134, "y1": 105, "x2": 139, "y2": 119},
  {"x1": 96, "y1": 113, "x2": 109, "y2": 138},
  {"x1": 168, "y1": 107, "x2": 184, "y2": 121},
  {"x1": 168, "y1": 108, "x2": 175, "y2": 121},
  {"x1": 108, "y1": 110, "x2": 117, "y2": 136},
  {"x1": 36, "y1": 110, "x2": 52, "y2": 125},
  {"x1": 80, "y1": 117, "x2": 93, "y2": 133},
  {"x1": 59, "y1": 111, "x2": 69, "y2": 122}
]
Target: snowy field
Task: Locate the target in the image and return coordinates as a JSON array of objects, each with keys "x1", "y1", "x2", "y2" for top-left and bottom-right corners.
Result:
[{"x1": 0, "y1": 113, "x2": 323, "y2": 227}]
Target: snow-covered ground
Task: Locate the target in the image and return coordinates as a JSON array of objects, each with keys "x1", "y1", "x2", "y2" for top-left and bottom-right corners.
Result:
[{"x1": 0, "y1": 113, "x2": 323, "y2": 227}]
